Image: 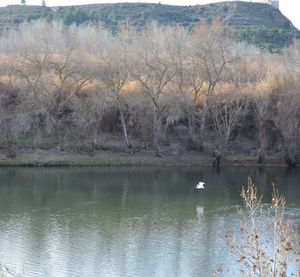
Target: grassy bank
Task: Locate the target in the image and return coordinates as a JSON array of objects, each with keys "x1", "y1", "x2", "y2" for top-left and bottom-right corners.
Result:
[{"x1": 0, "y1": 149, "x2": 292, "y2": 167}]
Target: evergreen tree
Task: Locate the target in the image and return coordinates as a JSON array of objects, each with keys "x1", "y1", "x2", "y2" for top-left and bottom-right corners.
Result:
[
  {"x1": 42, "y1": 0, "x2": 46, "y2": 7},
  {"x1": 21, "y1": 0, "x2": 26, "y2": 5}
]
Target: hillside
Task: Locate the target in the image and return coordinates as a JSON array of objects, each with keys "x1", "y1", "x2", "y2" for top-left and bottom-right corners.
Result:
[{"x1": 0, "y1": 1, "x2": 299, "y2": 49}]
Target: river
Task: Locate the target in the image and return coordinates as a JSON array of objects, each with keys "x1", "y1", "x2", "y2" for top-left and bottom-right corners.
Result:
[{"x1": 0, "y1": 167, "x2": 299, "y2": 276}]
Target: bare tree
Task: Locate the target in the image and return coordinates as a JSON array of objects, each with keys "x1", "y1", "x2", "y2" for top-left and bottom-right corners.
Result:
[
  {"x1": 5, "y1": 21, "x2": 53, "y2": 148},
  {"x1": 274, "y1": 86, "x2": 300, "y2": 167},
  {"x1": 210, "y1": 87, "x2": 249, "y2": 150},
  {"x1": 130, "y1": 23, "x2": 177, "y2": 157},
  {"x1": 189, "y1": 20, "x2": 235, "y2": 148},
  {"x1": 168, "y1": 26, "x2": 199, "y2": 145},
  {"x1": 73, "y1": 87, "x2": 107, "y2": 154},
  {"x1": 253, "y1": 95, "x2": 272, "y2": 163},
  {"x1": 95, "y1": 31, "x2": 134, "y2": 151},
  {"x1": 45, "y1": 25, "x2": 92, "y2": 150},
  {"x1": 241, "y1": 51, "x2": 273, "y2": 163}
]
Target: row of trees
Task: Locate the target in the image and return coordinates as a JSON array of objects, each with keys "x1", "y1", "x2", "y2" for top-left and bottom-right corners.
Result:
[
  {"x1": 21, "y1": 1, "x2": 46, "y2": 6},
  {"x1": 0, "y1": 20, "x2": 299, "y2": 163}
]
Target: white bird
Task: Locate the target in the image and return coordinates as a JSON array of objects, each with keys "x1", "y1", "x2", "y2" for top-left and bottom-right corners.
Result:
[{"x1": 196, "y1": 181, "x2": 205, "y2": 189}]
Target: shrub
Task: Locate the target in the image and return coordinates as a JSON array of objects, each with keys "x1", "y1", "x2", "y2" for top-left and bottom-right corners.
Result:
[{"x1": 227, "y1": 178, "x2": 300, "y2": 276}]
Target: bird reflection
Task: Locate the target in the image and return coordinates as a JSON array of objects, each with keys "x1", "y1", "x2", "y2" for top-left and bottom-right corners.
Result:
[{"x1": 196, "y1": 206, "x2": 204, "y2": 217}]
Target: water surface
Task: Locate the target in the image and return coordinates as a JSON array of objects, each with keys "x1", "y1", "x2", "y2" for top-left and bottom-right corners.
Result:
[{"x1": 0, "y1": 167, "x2": 299, "y2": 276}]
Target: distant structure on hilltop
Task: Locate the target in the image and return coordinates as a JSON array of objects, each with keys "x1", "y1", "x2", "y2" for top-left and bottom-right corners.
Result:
[
  {"x1": 268, "y1": 0, "x2": 279, "y2": 9},
  {"x1": 249, "y1": 0, "x2": 279, "y2": 9}
]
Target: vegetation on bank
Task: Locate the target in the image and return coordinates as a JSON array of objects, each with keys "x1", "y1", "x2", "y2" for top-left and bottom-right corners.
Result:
[
  {"x1": 0, "y1": 150, "x2": 290, "y2": 167},
  {"x1": 0, "y1": 2, "x2": 299, "y2": 50},
  {"x1": 0, "y1": 20, "x2": 299, "y2": 166}
]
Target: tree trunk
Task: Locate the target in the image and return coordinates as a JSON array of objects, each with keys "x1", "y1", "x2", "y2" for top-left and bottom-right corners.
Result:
[
  {"x1": 198, "y1": 100, "x2": 209, "y2": 152},
  {"x1": 90, "y1": 138, "x2": 96, "y2": 155},
  {"x1": 257, "y1": 148, "x2": 265, "y2": 164},
  {"x1": 188, "y1": 110, "x2": 193, "y2": 136},
  {"x1": 33, "y1": 129, "x2": 40, "y2": 149},
  {"x1": 153, "y1": 107, "x2": 162, "y2": 157},
  {"x1": 225, "y1": 128, "x2": 231, "y2": 145},
  {"x1": 200, "y1": 104, "x2": 208, "y2": 135},
  {"x1": 57, "y1": 132, "x2": 67, "y2": 151},
  {"x1": 119, "y1": 109, "x2": 133, "y2": 152},
  {"x1": 33, "y1": 135, "x2": 38, "y2": 149},
  {"x1": 188, "y1": 108, "x2": 195, "y2": 140},
  {"x1": 6, "y1": 135, "x2": 16, "y2": 158},
  {"x1": 212, "y1": 149, "x2": 221, "y2": 168}
]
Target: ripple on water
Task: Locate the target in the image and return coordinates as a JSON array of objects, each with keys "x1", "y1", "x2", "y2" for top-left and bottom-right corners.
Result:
[{"x1": 0, "y1": 167, "x2": 299, "y2": 276}]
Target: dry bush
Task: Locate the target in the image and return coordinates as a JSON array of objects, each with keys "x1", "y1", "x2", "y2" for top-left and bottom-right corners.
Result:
[
  {"x1": 0, "y1": 83, "x2": 30, "y2": 157},
  {"x1": 227, "y1": 178, "x2": 300, "y2": 276}
]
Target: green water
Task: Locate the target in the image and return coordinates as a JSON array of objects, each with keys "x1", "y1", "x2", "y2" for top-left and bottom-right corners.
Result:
[{"x1": 0, "y1": 167, "x2": 299, "y2": 276}]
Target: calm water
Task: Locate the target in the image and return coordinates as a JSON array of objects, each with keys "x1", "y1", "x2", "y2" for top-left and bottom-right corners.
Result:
[{"x1": 0, "y1": 167, "x2": 299, "y2": 277}]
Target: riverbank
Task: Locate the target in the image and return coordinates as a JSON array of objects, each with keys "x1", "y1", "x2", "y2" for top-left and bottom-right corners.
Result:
[{"x1": 0, "y1": 149, "x2": 294, "y2": 167}]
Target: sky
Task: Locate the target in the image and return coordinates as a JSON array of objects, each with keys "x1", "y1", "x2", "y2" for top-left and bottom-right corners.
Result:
[{"x1": 0, "y1": 0, "x2": 299, "y2": 30}]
